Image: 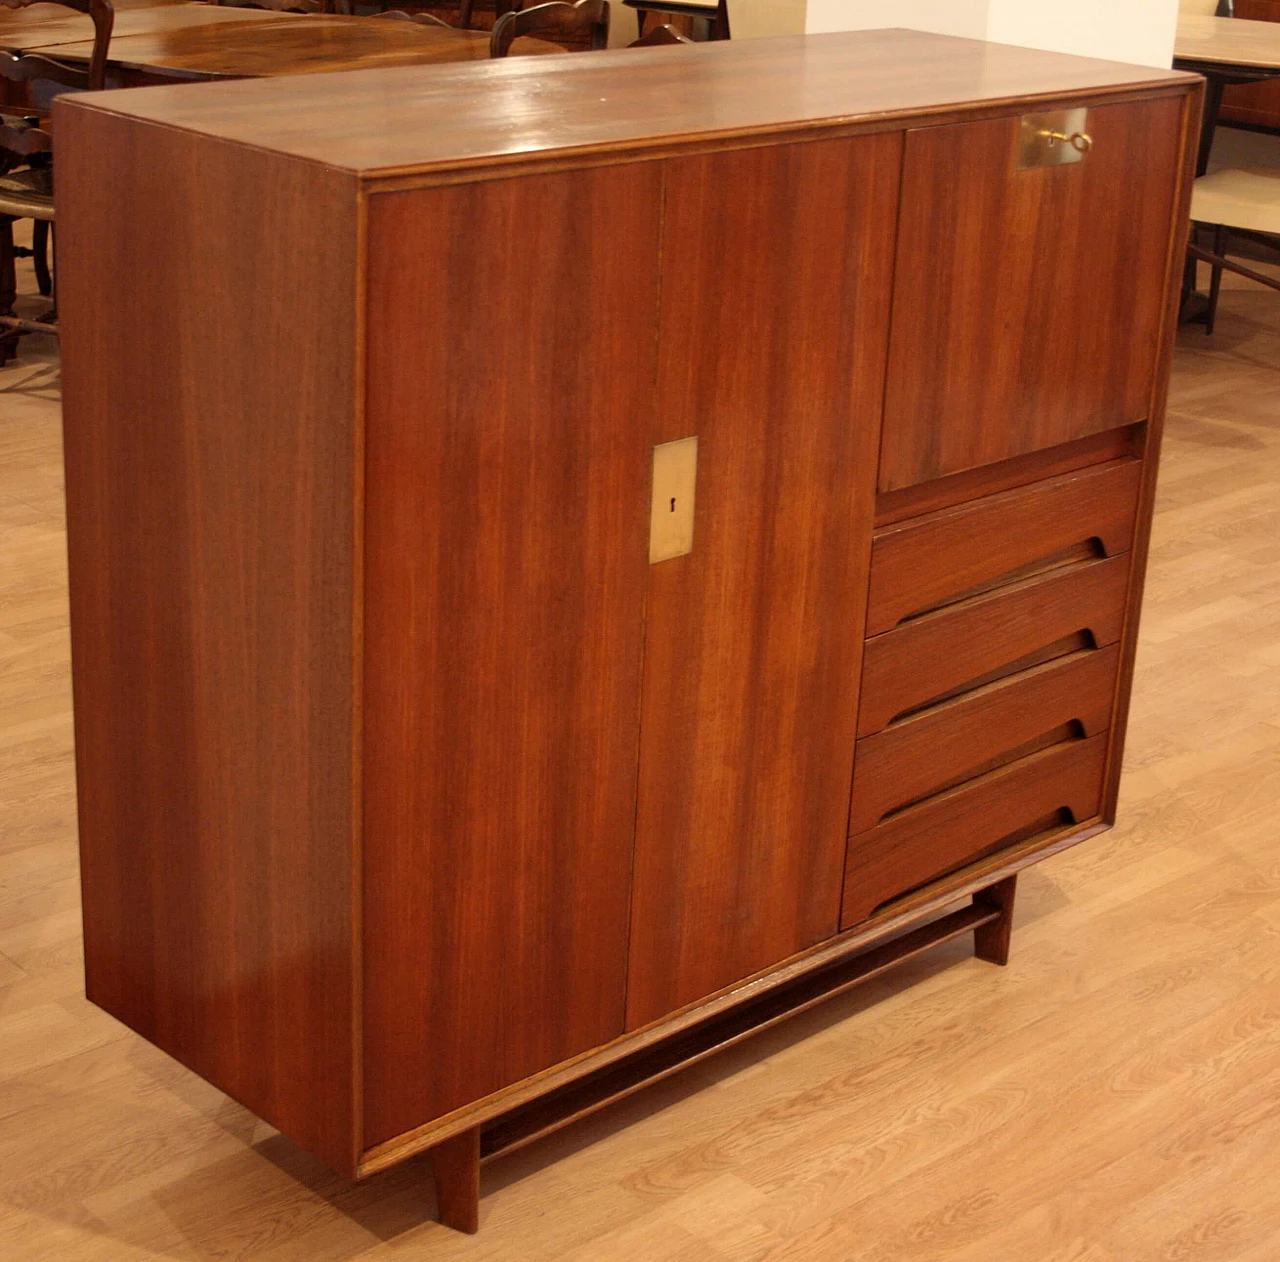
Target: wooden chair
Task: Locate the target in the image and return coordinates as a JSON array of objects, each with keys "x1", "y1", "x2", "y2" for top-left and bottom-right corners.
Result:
[
  {"x1": 373, "y1": 7, "x2": 452, "y2": 25},
  {"x1": 623, "y1": 0, "x2": 727, "y2": 41},
  {"x1": 1188, "y1": 168, "x2": 1280, "y2": 332},
  {"x1": 629, "y1": 21, "x2": 691, "y2": 45},
  {"x1": 490, "y1": 0, "x2": 609, "y2": 56},
  {"x1": 341, "y1": 0, "x2": 476, "y2": 23},
  {"x1": 0, "y1": 0, "x2": 113, "y2": 360}
]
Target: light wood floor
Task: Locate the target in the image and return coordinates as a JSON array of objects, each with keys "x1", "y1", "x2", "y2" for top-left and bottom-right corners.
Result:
[{"x1": 1, "y1": 259, "x2": 1278, "y2": 1261}]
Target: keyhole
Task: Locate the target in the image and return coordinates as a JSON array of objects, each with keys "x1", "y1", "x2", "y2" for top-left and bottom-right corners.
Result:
[{"x1": 670, "y1": 497, "x2": 677, "y2": 513}]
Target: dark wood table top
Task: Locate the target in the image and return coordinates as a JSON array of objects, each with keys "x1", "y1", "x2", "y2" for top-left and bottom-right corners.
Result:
[
  {"x1": 56, "y1": 29, "x2": 1199, "y2": 179},
  {"x1": 1175, "y1": 14, "x2": 1280, "y2": 75},
  {"x1": 26, "y1": 12, "x2": 560, "y2": 80},
  {"x1": 0, "y1": 0, "x2": 290, "y2": 55}
]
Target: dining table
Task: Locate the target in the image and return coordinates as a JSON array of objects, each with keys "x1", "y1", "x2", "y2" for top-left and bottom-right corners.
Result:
[
  {"x1": 1, "y1": 1, "x2": 559, "y2": 84},
  {"x1": 0, "y1": 0, "x2": 287, "y2": 54},
  {"x1": 1174, "y1": 13, "x2": 1280, "y2": 172}
]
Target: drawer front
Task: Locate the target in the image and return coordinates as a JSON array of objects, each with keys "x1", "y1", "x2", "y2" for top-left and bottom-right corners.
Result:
[
  {"x1": 858, "y1": 552, "x2": 1131, "y2": 737},
  {"x1": 841, "y1": 733, "x2": 1109, "y2": 928},
  {"x1": 865, "y1": 458, "x2": 1141, "y2": 636},
  {"x1": 849, "y1": 642, "x2": 1118, "y2": 834},
  {"x1": 878, "y1": 96, "x2": 1185, "y2": 491}
]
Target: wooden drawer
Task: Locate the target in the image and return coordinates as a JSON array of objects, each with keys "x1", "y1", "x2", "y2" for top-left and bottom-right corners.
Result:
[
  {"x1": 865, "y1": 459, "x2": 1142, "y2": 636},
  {"x1": 841, "y1": 733, "x2": 1109, "y2": 928},
  {"x1": 878, "y1": 97, "x2": 1185, "y2": 491},
  {"x1": 858, "y1": 552, "x2": 1131, "y2": 738},
  {"x1": 849, "y1": 642, "x2": 1117, "y2": 834}
]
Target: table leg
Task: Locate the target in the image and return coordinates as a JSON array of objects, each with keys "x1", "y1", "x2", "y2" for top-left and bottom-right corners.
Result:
[
  {"x1": 1197, "y1": 75, "x2": 1225, "y2": 178},
  {"x1": 1183, "y1": 74, "x2": 1225, "y2": 322}
]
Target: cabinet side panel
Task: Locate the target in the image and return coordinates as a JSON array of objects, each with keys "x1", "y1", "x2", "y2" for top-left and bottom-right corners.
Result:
[
  {"x1": 361, "y1": 167, "x2": 660, "y2": 1146},
  {"x1": 56, "y1": 105, "x2": 361, "y2": 1174},
  {"x1": 880, "y1": 94, "x2": 1185, "y2": 491},
  {"x1": 625, "y1": 134, "x2": 903, "y2": 1030}
]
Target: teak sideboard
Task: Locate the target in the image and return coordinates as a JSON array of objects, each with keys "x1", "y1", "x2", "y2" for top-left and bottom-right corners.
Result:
[{"x1": 55, "y1": 31, "x2": 1201, "y2": 1233}]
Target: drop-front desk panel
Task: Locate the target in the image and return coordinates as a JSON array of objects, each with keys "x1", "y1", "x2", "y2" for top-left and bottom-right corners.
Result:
[{"x1": 55, "y1": 31, "x2": 1200, "y2": 1232}]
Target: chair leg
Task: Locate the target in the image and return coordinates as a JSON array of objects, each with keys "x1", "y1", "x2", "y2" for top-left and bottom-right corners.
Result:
[
  {"x1": 431, "y1": 1125, "x2": 481, "y2": 1234},
  {"x1": 32, "y1": 218, "x2": 51, "y2": 298},
  {"x1": 973, "y1": 874, "x2": 1018, "y2": 966},
  {"x1": 0, "y1": 217, "x2": 17, "y2": 364},
  {"x1": 1206, "y1": 224, "x2": 1227, "y2": 336}
]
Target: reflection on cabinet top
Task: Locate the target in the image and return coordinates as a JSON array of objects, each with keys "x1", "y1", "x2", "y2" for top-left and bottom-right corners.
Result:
[{"x1": 54, "y1": 29, "x2": 1197, "y2": 180}]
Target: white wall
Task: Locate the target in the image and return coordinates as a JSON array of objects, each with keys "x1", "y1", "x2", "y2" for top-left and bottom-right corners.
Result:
[
  {"x1": 733, "y1": 0, "x2": 807, "y2": 40},
  {"x1": 798, "y1": 0, "x2": 1180, "y2": 69},
  {"x1": 805, "y1": 0, "x2": 987, "y2": 39},
  {"x1": 985, "y1": 0, "x2": 1178, "y2": 69}
]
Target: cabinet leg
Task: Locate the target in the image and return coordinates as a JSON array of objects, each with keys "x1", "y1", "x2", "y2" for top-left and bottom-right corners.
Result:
[
  {"x1": 973, "y1": 874, "x2": 1018, "y2": 966},
  {"x1": 431, "y1": 1126, "x2": 481, "y2": 1234}
]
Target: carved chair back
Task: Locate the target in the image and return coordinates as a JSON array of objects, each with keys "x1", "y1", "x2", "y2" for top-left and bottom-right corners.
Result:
[
  {"x1": 0, "y1": 0, "x2": 114, "y2": 95},
  {"x1": 374, "y1": 8, "x2": 452, "y2": 27},
  {"x1": 490, "y1": 0, "x2": 609, "y2": 56},
  {"x1": 0, "y1": 0, "x2": 114, "y2": 169}
]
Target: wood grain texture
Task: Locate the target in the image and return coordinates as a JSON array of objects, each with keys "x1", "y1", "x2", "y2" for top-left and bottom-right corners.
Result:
[
  {"x1": 866, "y1": 458, "x2": 1143, "y2": 636},
  {"x1": 873, "y1": 424, "x2": 1143, "y2": 528},
  {"x1": 1176, "y1": 11, "x2": 1280, "y2": 71},
  {"x1": 879, "y1": 96, "x2": 1186, "y2": 491},
  {"x1": 849, "y1": 644, "x2": 1119, "y2": 833},
  {"x1": 1220, "y1": 1, "x2": 1280, "y2": 128},
  {"x1": 1098, "y1": 87, "x2": 1203, "y2": 829},
  {"x1": 0, "y1": 1, "x2": 277, "y2": 55},
  {"x1": 478, "y1": 902, "x2": 1001, "y2": 1166},
  {"x1": 431, "y1": 1126, "x2": 480, "y2": 1234},
  {"x1": 55, "y1": 110, "x2": 362, "y2": 1173},
  {"x1": 857, "y1": 552, "x2": 1131, "y2": 737},
  {"x1": 360, "y1": 165, "x2": 661, "y2": 1146},
  {"x1": 53, "y1": 29, "x2": 1197, "y2": 179},
  {"x1": 972, "y1": 873, "x2": 1017, "y2": 966},
  {"x1": 31, "y1": 13, "x2": 541, "y2": 81},
  {"x1": 623, "y1": 134, "x2": 902, "y2": 1031},
  {"x1": 1, "y1": 239, "x2": 1275, "y2": 1261},
  {"x1": 842, "y1": 733, "x2": 1109, "y2": 928}
]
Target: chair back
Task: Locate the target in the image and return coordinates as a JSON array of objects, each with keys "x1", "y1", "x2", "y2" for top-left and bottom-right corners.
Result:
[
  {"x1": 0, "y1": 0, "x2": 115, "y2": 93},
  {"x1": 629, "y1": 22, "x2": 692, "y2": 45},
  {"x1": 374, "y1": 8, "x2": 452, "y2": 26},
  {"x1": 1178, "y1": 0, "x2": 1234, "y2": 13},
  {"x1": 490, "y1": 0, "x2": 609, "y2": 56}
]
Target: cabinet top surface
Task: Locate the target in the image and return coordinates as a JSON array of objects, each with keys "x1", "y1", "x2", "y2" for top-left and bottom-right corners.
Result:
[{"x1": 58, "y1": 28, "x2": 1197, "y2": 179}]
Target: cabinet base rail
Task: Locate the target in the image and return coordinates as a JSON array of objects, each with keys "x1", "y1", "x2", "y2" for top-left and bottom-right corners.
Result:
[{"x1": 428, "y1": 876, "x2": 1017, "y2": 1234}]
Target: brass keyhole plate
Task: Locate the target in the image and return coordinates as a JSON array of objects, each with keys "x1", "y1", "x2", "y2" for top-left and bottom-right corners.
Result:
[{"x1": 1017, "y1": 108, "x2": 1091, "y2": 170}]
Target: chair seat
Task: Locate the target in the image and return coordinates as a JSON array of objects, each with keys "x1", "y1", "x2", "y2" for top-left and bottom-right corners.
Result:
[
  {"x1": 1191, "y1": 167, "x2": 1280, "y2": 236},
  {"x1": 0, "y1": 165, "x2": 54, "y2": 222}
]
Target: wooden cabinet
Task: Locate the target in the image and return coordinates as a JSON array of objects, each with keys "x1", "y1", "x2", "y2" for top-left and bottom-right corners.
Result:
[{"x1": 55, "y1": 30, "x2": 1200, "y2": 1229}]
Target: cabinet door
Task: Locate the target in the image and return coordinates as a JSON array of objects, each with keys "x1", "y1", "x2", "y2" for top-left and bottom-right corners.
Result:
[
  {"x1": 625, "y1": 135, "x2": 903, "y2": 1030},
  {"x1": 878, "y1": 95, "x2": 1185, "y2": 492},
  {"x1": 361, "y1": 167, "x2": 661, "y2": 1146}
]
